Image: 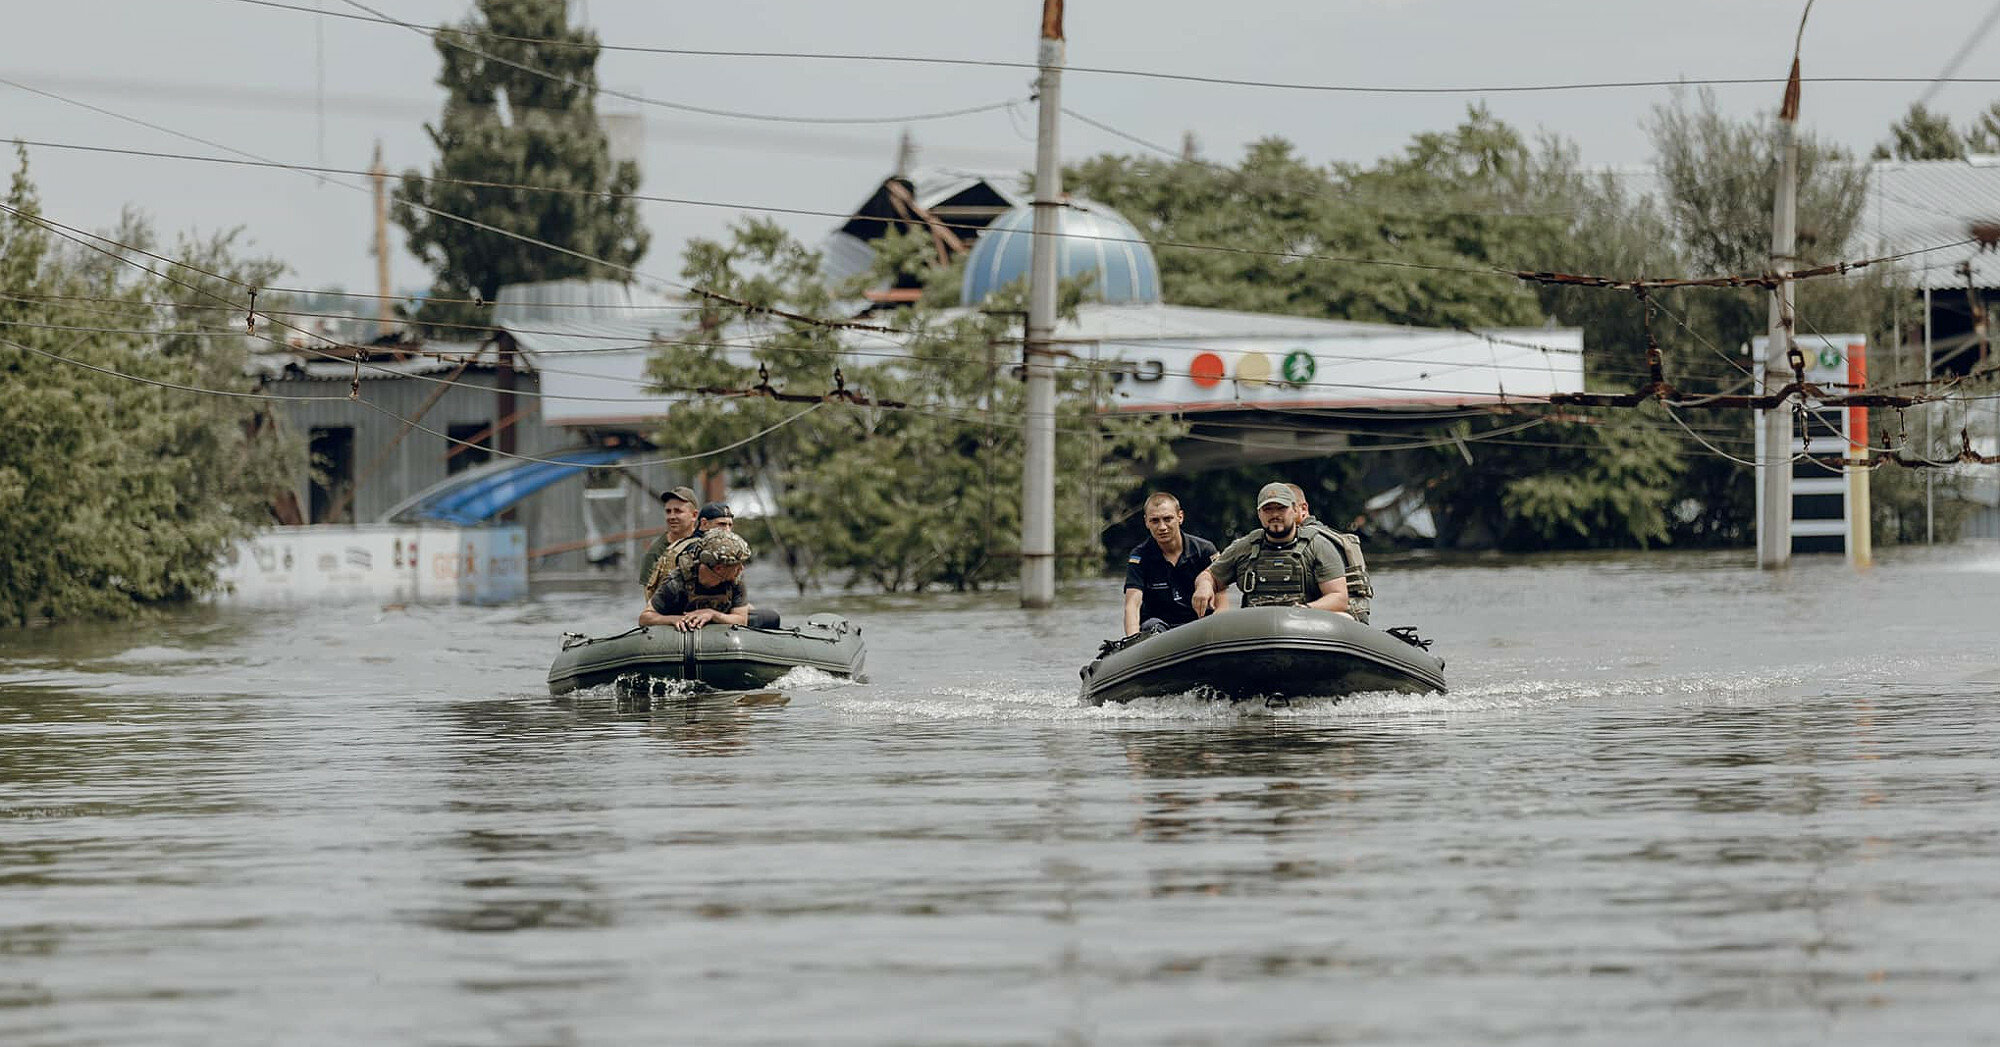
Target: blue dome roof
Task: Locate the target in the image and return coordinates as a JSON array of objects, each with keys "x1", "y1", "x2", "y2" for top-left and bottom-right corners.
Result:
[{"x1": 961, "y1": 199, "x2": 1162, "y2": 305}]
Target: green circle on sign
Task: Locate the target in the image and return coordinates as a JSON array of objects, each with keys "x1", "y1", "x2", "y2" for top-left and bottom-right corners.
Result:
[
  {"x1": 1818, "y1": 346, "x2": 1842, "y2": 370},
  {"x1": 1282, "y1": 350, "x2": 1317, "y2": 385}
]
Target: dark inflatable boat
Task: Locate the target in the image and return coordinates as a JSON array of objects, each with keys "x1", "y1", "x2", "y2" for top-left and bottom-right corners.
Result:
[
  {"x1": 548, "y1": 613, "x2": 865, "y2": 695},
  {"x1": 1079, "y1": 606, "x2": 1445, "y2": 706}
]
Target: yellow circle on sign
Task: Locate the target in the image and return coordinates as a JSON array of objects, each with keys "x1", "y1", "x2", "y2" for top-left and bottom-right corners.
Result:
[{"x1": 1236, "y1": 353, "x2": 1272, "y2": 387}]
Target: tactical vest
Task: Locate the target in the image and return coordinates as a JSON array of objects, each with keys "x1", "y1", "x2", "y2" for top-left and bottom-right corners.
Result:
[
  {"x1": 1237, "y1": 538, "x2": 1314, "y2": 608},
  {"x1": 1300, "y1": 520, "x2": 1375, "y2": 603},
  {"x1": 668, "y1": 567, "x2": 739, "y2": 613},
  {"x1": 668, "y1": 534, "x2": 705, "y2": 575},
  {"x1": 645, "y1": 535, "x2": 701, "y2": 597},
  {"x1": 1326, "y1": 530, "x2": 1374, "y2": 602}
]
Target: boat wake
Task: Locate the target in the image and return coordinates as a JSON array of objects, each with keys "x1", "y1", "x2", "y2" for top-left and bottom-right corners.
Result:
[{"x1": 769, "y1": 665, "x2": 861, "y2": 691}]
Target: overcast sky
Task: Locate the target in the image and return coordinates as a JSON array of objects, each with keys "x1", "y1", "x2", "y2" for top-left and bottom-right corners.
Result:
[{"x1": 7, "y1": 0, "x2": 2000, "y2": 298}]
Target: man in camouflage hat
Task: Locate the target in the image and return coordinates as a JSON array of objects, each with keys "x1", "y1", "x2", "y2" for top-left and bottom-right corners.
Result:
[{"x1": 639, "y1": 531, "x2": 754, "y2": 632}]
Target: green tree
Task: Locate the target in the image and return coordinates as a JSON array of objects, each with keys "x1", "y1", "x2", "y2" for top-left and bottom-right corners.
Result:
[
  {"x1": 1067, "y1": 125, "x2": 1546, "y2": 330},
  {"x1": 1072, "y1": 110, "x2": 1693, "y2": 550},
  {"x1": 1873, "y1": 102, "x2": 1967, "y2": 160},
  {"x1": 0, "y1": 152, "x2": 294, "y2": 625},
  {"x1": 1637, "y1": 89, "x2": 1887, "y2": 545},
  {"x1": 1419, "y1": 410, "x2": 1684, "y2": 550},
  {"x1": 1967, "y1": 101, "x2": 2000, "y2": 153},
  {"x1": 646, "y1": 220, "x2": 1181, "y2": 592},
  {"x1": 392, "y1": 0, "x2": 648, "y2": 333}
]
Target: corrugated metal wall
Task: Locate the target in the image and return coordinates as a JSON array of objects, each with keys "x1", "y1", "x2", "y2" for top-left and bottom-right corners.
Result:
[
  {"x1": 261, "y1": 371, "x2": 688, "y2": 577},
  {"x1": 1964, "y1": 506, "x2": 2000, "y2": 542}
]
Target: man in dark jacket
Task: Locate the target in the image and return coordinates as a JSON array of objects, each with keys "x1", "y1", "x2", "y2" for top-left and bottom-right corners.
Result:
[{"x1": 1122, "y1": 492, "x2": 1223, "y2": 635}]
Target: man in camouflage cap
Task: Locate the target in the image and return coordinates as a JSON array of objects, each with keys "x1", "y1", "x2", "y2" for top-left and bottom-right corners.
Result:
[
  {"x1": 639, "y1": 531, "x2": 754, "y2": 632},
  {"x1": 1191, "y1": 481, "x2": 1354, "y2": 618}
]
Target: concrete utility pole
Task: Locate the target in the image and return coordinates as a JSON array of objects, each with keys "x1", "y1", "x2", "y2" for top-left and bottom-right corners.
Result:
[
  {"x1": 1925, "y1": 284, "x2": 1936, "y2": 543},
  {"x1": 1020, "y1": 0, "x2": 1064, "y2": 608},
  {"x1": 370, "y1": 141, "x2": 394, "y2": 340},
  {"x1": 1758, "y1": 49, "x2": 1804, "y2": 569}
]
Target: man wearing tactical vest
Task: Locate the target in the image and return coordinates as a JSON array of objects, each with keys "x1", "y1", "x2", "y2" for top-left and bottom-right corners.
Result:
[
  {"x1": 1286, "y1": 483, "x2": 1374, "y2": 624},
  {"x1": 637, "y1": 485, "x2": 699, "y2": 588},
  {"x1": 639, "y1": 532, "x2": 755, "y2": 632},
  {"x1": 1191, "y1": 483, "x2": 1354, "y2": 619}
]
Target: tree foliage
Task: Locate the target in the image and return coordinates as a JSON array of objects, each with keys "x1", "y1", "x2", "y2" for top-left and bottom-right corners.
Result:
[
  {"x1": 1873, "y1": 102, "x2": 1967, "y2": 161},
  {"x1": 645, "y1": 221, "x2": 1181, "y2": 592},
  {"x1": 392, "y1": 0, "x2": 648, "y2": 333},
  {"x1": 1066, "y1": 119, "x2": 1547, "y2": 330},
  {"x1": 1071, "y1": 108, "x2": 1690, "y2": 550},
  {"x1": 0, "y1": 152, "x2": 294, "y2": 625}
]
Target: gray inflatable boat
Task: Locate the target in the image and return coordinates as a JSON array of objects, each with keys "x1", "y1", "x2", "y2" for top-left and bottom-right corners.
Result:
[
  {"x1": 548, "y1": 613, "x2": 865, "y2": 695},
  {"x1": 1079, "y1": 606, "x2": 1446, "y2": 706}
]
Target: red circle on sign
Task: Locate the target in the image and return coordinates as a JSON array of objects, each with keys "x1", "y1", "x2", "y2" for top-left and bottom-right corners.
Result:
[{"x1": 1189, "y1": 352, "x2": 1225, "y2": 388}]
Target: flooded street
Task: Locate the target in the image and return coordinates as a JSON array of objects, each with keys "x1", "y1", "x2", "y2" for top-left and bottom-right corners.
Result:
[{"x1": 6, "y1": 548, "x2": 2000, "y2": 1045}]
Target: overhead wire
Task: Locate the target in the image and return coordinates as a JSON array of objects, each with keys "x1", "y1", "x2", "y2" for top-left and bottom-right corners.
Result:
[
  {"x1": 11, "y1": 22, "x2": 1989, "y2": 471},
  {"x1": 330, "y1": 0, "x2": 1026, "y2": 126},
  {"x1": 7, "y1": 130, "x2": 1976, "y2": 303},
  {"x1": 221, "y1": 0, "x2": 2000, "y2": 98},
  {"x1": 0, "y1": 76, "x2": 903, "y2": 336}
]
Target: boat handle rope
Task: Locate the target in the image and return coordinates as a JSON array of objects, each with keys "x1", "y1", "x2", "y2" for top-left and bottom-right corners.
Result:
[{"x1": 1385, "y1": 626, "x2": 1433, "y2": 651}]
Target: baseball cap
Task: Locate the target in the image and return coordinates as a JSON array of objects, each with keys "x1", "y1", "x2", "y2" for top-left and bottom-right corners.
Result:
[
  {"x1": 660, "y1": 485, "x2": 697, "y2": 506},
  {"x1": 1256, "y1": 482, "x2": 1298, "y2": 508},
  {"x1": 698, "y1": 531, "x2": 753, "y2": 566},
  {"x1": 698, "y1": 501, "x2": 734, "y2": 521}
]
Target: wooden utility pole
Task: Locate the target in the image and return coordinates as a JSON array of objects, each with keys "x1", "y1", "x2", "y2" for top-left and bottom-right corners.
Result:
[
  {"x1": 1758, "y1": 49, "x2": 1803, "y2": 569},
  {"x1": 1020, "y1": 0, "x2": 1064, "y2": 608},
  {"x1": 370, "y1": 141, "x2": 394, "y2": 340}
]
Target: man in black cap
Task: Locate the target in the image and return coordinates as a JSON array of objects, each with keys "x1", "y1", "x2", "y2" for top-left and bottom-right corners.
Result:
[
  {"x1": 638, "y1": 485, "x2": 698, "y2": 588},
  {"x1": 696, "y1": 501, "x2": 735, "y2": 536},
  {"x1": 1192, "y1": 482, "x2": 1352, "y2": 618}
]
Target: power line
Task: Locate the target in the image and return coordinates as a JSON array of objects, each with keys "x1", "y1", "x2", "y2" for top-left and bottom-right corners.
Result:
[
  {"x1": 11, "y1": 132, "x2": 1966, "y2": 297},
  {"x1": 1061, "y1": 106, "x2": 1591, "y2": 221},
  {"x1": 0, "y1": 132, "x2": 1492, "y2": 281},
  {"x1": 222, "y1": 0, "x2": 2000, "y2": 98},
  {"x1": 0, "y1": 76, "x2": 906, "y2": 336},
  {"x1": 0, "y1": 315, "x2": 1909, "y2": 469},
  {"x1": 0, "y1": 333, "x2": 347, "y2": 403},
  {"x1": 331, "y1": 0, "x2": 1025, "y2": 126},
  {"x1": 1915, "y1": 0, "x2": 2000, "y2": 109}
]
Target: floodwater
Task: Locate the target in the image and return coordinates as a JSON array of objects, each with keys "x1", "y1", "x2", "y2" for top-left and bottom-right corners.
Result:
[{"x1": 5, "y1": 548, "x2": 2000, "y2": 1046}]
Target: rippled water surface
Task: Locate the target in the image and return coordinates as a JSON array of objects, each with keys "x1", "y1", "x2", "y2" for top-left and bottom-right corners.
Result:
[{"x1": 6, "y1": 548, "x2": 2000, "y2": 1045}]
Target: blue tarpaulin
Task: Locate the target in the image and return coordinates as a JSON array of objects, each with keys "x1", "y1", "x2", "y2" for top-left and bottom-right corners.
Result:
[{"x1": 390, "y1": 448, "x2": 630, "y2": 525}]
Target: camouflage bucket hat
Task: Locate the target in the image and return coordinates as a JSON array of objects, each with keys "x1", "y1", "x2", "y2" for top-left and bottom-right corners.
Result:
[{"x1": 697, "y1": 531, "x2": 753, "y2": 567}]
